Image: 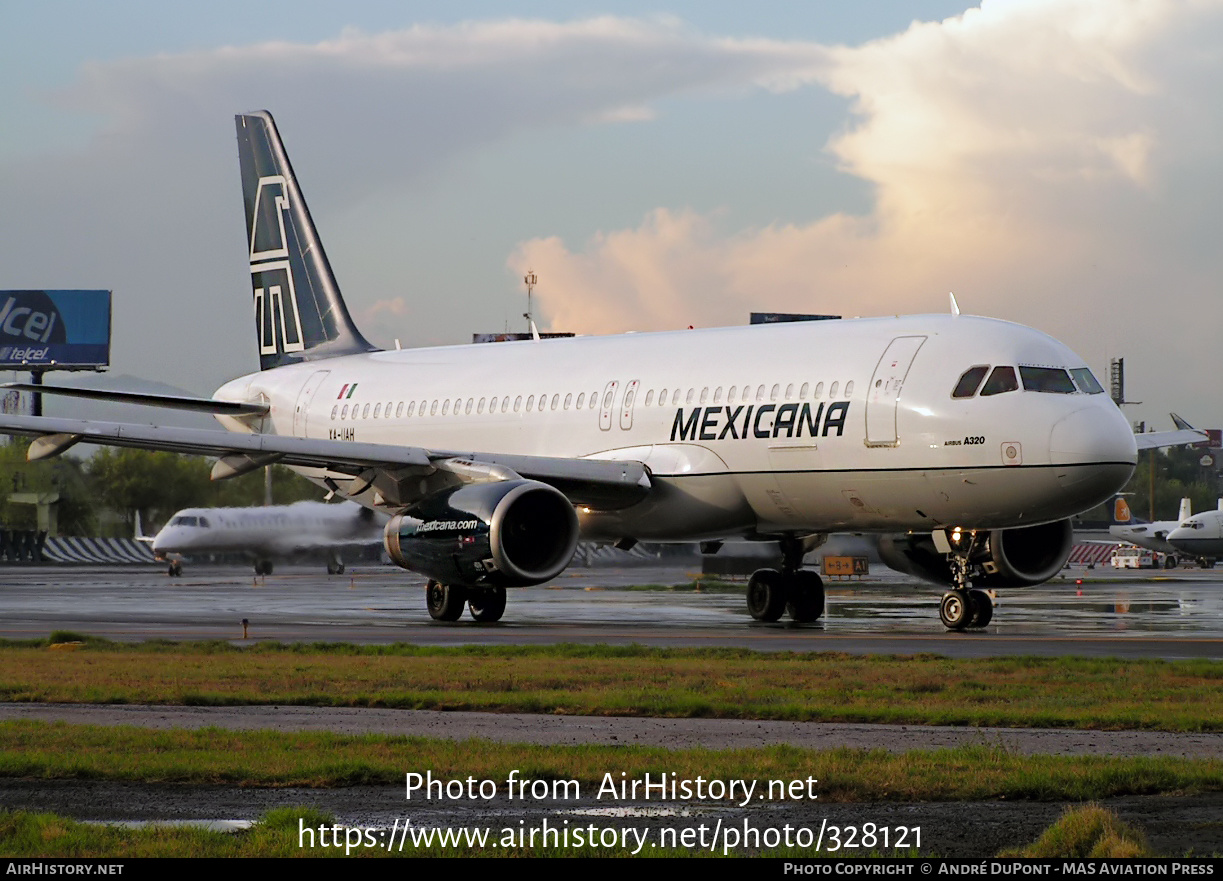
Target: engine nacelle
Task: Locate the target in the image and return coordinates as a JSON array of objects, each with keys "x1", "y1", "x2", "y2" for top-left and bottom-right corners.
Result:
[
  {"x1": 877, "y1": 519, "x2": 1074, "y2": 588},
  {"x1": 384, "y1": 480, "x2": 579, "y2": 588}
]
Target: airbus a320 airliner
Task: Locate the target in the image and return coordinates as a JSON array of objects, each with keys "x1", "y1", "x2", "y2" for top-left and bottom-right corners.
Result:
[{"x1": 1, "y1": 111, "x2": 1174, "y2": 630}]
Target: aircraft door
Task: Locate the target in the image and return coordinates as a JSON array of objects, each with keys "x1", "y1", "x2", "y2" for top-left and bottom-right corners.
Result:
[
  {"x1": 865, "y1": 336, "x2": 926, "y2": 447},
  {"x1": 293, "y1": 370, "x2": 331, "y2": 436},
  {"x1": 620, "y1": 379, "x2": 640, "y2": 430},
  {"x1": 599, "y1": 380, "x2": 619, "y2": 431}
]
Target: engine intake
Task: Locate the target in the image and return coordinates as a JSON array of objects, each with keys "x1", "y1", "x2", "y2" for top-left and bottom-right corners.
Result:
[
  {"x1": 384, "y1": 480, "x2": 579, "y2": 588},
  {"x1": 877, "y1": 519, "x2": 1074, "y2": 588}
]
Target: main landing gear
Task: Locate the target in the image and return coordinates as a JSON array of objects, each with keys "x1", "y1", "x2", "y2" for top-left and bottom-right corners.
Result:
[
  {"x1": 938, "y1": 528, "x2": 994, "y2": 631},
  {"x1": 426, "y1": 581, "x2": 507, "y2": 623},
  {"x1": 746, "y1": 535, "x2": 825, "y2": 624}
]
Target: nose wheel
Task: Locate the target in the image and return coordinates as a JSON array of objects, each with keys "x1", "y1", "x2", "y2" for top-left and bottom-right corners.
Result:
[
  {"x1": 940, "y1": 588, "x2": 994, "y2": 630},
  {"x1": 939, "y1": 529, "x2": 994, "y2": 630}
]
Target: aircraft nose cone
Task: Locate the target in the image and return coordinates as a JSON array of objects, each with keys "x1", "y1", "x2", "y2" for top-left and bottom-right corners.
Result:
[
  {"x1": 1049, "y1": 405, "x2": 1136, "y2": 502},
  {"x1": 1050, "y1": 405, "x2": 1137, "y2": 464}
]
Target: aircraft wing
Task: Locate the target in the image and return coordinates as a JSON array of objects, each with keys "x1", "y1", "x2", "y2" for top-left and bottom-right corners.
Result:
[
  {"x1": 0, "y1": 414, "x2": 650, "y2": 510},
  {"x1": 1134, "y1": 429, "x2": 1208, "y2": 450}
]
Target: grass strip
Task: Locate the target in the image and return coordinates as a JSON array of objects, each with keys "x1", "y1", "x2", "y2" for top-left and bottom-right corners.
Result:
[
  {"x1": 999, "y1": 804, "x2": 1151, "y2": 857},
  {"x1": 1, "y1": 639, "x2": 1220, "y2": 731},
  {"x1": 1, "y1": 719, "x2": 1219, "y2": 802}
]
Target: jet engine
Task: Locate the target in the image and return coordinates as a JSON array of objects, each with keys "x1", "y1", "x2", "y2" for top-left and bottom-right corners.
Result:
[
  {"x1": 877, "y1": 519, "x2": 1074, "y2": 588},
  {"x1": 384, "y1": 480, "x2": 579, "y2": 588}
]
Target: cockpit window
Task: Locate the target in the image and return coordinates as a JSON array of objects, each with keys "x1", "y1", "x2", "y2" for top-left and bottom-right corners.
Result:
[
  {"x1": 1070, "y1": 367, "x2": 1105, "y2": 394},
  {"x1": 980, "y1": 366, "x2": 1018, "y2": 396},
  {"x1": 952, "y1": 366, "x2": 989, "y2": 398},
  {"x1": 170, "y1": 515, "x2": 199, "y2": 527},
  {"x1": 1019, "y1": 366, "x2": 1076, "y2": 394}
]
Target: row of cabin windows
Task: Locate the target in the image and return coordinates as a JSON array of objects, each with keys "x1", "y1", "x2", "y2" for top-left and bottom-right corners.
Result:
[
  {"x1": 644, "y1": 380, "x2": 853, "y2": 407},
  {"x1": 328, "y1": 379, "x2": 856, "y2": 423},
  {"x1": 952, "y1": 365, "x2": 1105, "y2": 399}
]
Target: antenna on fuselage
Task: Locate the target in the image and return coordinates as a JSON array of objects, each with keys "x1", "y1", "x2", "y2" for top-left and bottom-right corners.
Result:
[{"x1": 948, "y1": 292, "x2": 961, "y2": 316}]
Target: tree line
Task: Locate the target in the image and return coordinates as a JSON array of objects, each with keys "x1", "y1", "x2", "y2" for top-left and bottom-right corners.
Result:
[{"x1": 1, "y1": 440, "x2": 323, "y2": 536}]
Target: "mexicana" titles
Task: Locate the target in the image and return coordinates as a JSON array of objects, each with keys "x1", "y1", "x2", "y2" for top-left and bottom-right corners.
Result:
[{"x1": 670, "y1": 402, "x2": 850, "y2": 442}]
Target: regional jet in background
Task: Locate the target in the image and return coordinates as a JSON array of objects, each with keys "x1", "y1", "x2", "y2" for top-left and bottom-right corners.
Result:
[
  {"x1": 1166, "y1": 504, "x2": 1223, "y2": 568},
  {"x1": 138, "y1": 500, "x2": 384, "y2": 576},
  {"x1": 0, "y1": 111, "x2": 1198, "y2": 630},
  {"x1": 1108, "y1": 496, "x2": 1193, "y2": 568}
]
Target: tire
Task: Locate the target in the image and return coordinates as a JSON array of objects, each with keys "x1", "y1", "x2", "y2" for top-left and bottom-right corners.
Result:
[
  {"x1": 254, "y1": 561, "x2": 273, "y2": 576},
  {"x1": 468, "y1": 587, "x2": 507, "y2": 623},
  {"x1": 968, "y1": 589, "x2": 993, "y2": 627},
  {"x1": 747, "y1": 569, "x2": 787, "y2": 622},
  {"x1": 786, "y1": 571, "x2": 825, "y2": 623},
  {"x1": 940, "y1": 591, "x2": 971, "y2": 630},
  {"x1": 426, "y1": 581, "x2": 468, "y2": 621}
]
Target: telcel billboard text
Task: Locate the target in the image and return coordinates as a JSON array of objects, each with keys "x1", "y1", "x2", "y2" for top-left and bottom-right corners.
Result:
[{"x1": 0, "y1": 290, "x2": 111, "y2": 369}]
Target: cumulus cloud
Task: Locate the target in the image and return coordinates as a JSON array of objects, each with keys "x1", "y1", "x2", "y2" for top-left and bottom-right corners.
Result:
[{"x1": 514, "y1": 0, "x2": 1223, "y2": 426}]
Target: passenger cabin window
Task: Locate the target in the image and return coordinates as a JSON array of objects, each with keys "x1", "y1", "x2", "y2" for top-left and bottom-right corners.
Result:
[
  {"x1": 980, "y1": 366, "x2": 1019, "y2": 396},
  {"x1": 1070, "y1": 368, "x2": 1105, "y2": 394},
  {"x1": 1019, "y1": 366, "x2": 1076, "y2": 394},
  {"x1": 952, "y1": 365, "x2": 990, "y2": 398}
]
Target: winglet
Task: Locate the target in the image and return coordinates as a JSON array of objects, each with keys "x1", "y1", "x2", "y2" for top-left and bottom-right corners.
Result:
[{"x1": 949, "y1": 292, "x2": 961, "y2": 316}]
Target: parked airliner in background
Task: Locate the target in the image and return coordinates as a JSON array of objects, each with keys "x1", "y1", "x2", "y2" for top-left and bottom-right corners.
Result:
[
  {"x1": 139, "y1": 501, "x2": 384, "y2": 576},
  {"x1": 1166, "y1": 503, "x2": 1223, "y2": 568},
  {"x1": 0, "y1": 111, "x2": 1198, "y2": 630},
  {"x1": 1108, "y1": 496, "x2": 1193, "y2": 568}
]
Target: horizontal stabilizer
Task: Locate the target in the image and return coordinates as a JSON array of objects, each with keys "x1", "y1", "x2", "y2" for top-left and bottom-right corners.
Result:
[{"x1": 0, "y1": 383, "x2": 269, "y2": 416}]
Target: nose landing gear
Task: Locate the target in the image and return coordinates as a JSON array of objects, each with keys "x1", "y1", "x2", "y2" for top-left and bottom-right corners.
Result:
[{"x1": 938, "y1": 528, "x2": 994, "y2": 631}]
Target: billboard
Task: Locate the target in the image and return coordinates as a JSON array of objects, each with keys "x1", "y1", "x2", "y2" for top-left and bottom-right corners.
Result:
[{"x1": 0, "y1": 290, "x2": 111, "y2": 369}]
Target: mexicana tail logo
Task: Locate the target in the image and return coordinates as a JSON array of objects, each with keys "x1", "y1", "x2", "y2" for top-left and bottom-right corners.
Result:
[{"x1": 249, "y1": 175, "x2": 305, "y2": 356}]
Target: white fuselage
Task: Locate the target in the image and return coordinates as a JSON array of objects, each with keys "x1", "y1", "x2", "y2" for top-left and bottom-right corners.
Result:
[
  {"x1": 213, "y1": 314, "x2": 1136, "y2": 540},
  {"x1": 152, "y1": 501, "x2": 383, "y2": 560},
  {"x1": 1168, "y1": 511, "x2": 1223, "y2": 559},
  {"x1": 1108, "y1": 521, "x2": 1184, "y2": 556}
]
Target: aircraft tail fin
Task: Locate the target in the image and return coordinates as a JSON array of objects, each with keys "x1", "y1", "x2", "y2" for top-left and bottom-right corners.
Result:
[
  {"x1": 236, "y1": 111, "x2": 378, "y2": 371},
  {"x1": 1114, "y1": 496, "x2": 1132, "y2": 524},
  {"x1": 1177, "y1": 497, "x2": 1192, "y2": 524},
  {"x1": 134, "y1": 510, "x2": 152, "y2": 544}
]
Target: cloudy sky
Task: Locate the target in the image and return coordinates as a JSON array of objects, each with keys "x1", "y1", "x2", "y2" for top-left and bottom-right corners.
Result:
[{"x1": 1, "y1": 0, "x2": 1220, "y2": 431}]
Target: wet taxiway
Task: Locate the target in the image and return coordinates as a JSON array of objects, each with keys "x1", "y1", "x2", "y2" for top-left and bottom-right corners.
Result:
[{"x1": 1, "y1": 563, "x2": 1221, "y2": 659}]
